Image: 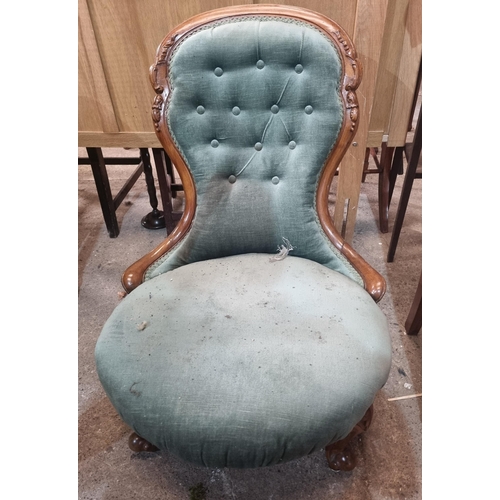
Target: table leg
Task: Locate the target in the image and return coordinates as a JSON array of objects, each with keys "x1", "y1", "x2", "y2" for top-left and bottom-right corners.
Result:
[
  {"x1": 387, "y1": 107, "x2": 422, "y2": 262},
  {"x1": 140, "y1": 148, "x2": 166, "y2": 230},
  {"x1": 152, "y1": 148, "x2": 181, "y2": 234},
  {"x1": 87, "y1": 147, "x2": 120, "y2": 238},
  {"x1": 378, "y1": 143, "x2": 395, "y2": 233},
  {"x1": 405, "y1": 273, "x2": 422, "y2": 335}
]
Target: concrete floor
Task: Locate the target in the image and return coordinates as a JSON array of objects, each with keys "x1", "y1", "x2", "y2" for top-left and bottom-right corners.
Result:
[{"x1": 78, "y1": 147, "x2": 422, "y2": 499}]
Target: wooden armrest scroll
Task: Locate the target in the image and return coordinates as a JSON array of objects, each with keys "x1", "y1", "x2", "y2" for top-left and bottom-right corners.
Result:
[
  {"x1": 319, "y1": 212, "x2": 386, "y2": 302},
  {"x1": 122, "y1": 219, "x2": 186, "y2": 293}
]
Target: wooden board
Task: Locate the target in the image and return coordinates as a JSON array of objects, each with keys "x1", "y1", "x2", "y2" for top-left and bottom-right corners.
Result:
[
  {"x1": 333, "y1": 0, "x2": 388, "y2": 241},
  {"x1": 366, "y1": 0, "x2": 409, "y2": 147},
  {"x1": 387, "y1": 0, "x2": 422, "y2": 147}
]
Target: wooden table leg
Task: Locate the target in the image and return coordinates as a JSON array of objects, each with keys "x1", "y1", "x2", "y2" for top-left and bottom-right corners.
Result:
[
  {"x1": 152, "y1": 148, "x2": 183, "y2": 234},
  {"x1": 405, "y1": 273, "x2": 422, "y2": 335},
  {"x1": 378, "y1": 143, "x2": 395, "y2": 233},
  {"x1": 140, "y1": 148, "x2": 166, "y2": 230},
  {"x1": 389, "y1": 146, "x2": 404, "y2": 206},
  {"x1": 387, "y1": 107, "x2": 422, "y2": 262},
  {"x1": 87, "y1": 147, "x2": 120, "y2": 238}
]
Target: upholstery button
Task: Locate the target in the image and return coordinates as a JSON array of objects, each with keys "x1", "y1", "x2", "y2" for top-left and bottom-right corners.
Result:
[
  {"x1": 196, "y1": 105, "x2": 205, "y2": 114},
  {"x1": 271, "y1": 104, "x2": 279, "y2": 114},
  {"x1": 211, "y1": 139, "x2": 219, "y2": 148},
  {"x1": 254, "y1": 142, "x2": 263, "y2": 151},
  {"x1": 288, "y1": 140, "x2": 296, "y2": 149},
  {"x1": 305, "y1": 105, "x2": 313, "y2": 114},
  {"x1": 232, "y1": 106, "x2": 241, "y2": 116},
  {"x1": 256, "y1": 59, "x2": 265, "y2": 69},
  {"x1": 271, "y1": 176, "x2": 280, "y2": 185},
  {"x1": 214, "y1": 67, "x2": 223, "y2": 77},
  {"x1": 228, "y1": 175, "x2": 236, "y2": 184},
  {"x1": 295, "y1": 64, "x2": 303, "y2": 74}
]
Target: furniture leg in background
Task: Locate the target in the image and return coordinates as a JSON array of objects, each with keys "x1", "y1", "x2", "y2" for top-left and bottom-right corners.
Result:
[
  {"x1": 79, "y1": 148, "x2": 171, "y2": 237},
  {"x1": 152, "y1": 148, "x2": 183, "y2": 234},
  {"x1": 387, "y1": 106, "x2": 422, "y2": 262},
  {"x1": 405, "y1": 273, "x2": 422, "y2": 335},
  {"x1": 82, "y1": 148, "x2": 143, "y2": 238},
  {"x1": 378, "y1": 143, "x2": 395, "y2": 233},
  {"x1": 140, "y1": 148, "x2": 165, "y2": 230},
  {"x1": 386, "y1": 107, "x2": 422, "y2": 336}
]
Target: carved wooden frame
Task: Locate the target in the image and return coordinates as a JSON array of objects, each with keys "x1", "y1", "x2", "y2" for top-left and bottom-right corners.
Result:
[{"x1": 122, "y1": 4, "x2": 386, "y2": 302}]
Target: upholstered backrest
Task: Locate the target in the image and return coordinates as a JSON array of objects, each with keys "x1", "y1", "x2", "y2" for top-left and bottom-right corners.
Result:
[{"x1": 146, "y1": 8, "x2": 363, "y2": 286}]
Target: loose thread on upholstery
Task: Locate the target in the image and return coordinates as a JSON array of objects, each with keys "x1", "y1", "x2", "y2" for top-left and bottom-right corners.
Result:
[{"x1": 269, "y1": 237, "x2": 295, "y2": 261}]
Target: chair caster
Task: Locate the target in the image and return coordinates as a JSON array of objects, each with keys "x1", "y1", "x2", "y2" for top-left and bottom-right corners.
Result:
[{"x1": 128, "y1": 432, "x2": 159, "y2": 452}]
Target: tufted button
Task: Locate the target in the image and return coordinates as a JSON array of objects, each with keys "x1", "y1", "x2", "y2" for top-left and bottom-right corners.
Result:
[
  {"x1": 228, "y1": 175, "x2": 236, "y2": 184},
  {"x1": 288, "y1": 140, "x2": 297, "y2": 150},
  {"x1": 295, "y1": 64, "x2": 303, "y2": 74},
  {"x1": 196, "y1": 105, "x2": 205, "y2": 115},
  {"x1": 214, "y1": 67, "x2": 223, "y2": 77},
  {"x1": 254, "y1": 142, "x2": 263, "y2": 151},
  {"x1": 271, "y1": 104, "x2": 279, "y2": 114},
  {"x1": 271, "y1": 176, "x2": 280, "y2": 185},
  {"x1": 256, "y1": 59, "x2": 265, "y2": 69},
  {"x1": 211, "y1": 139, "x2": 219, "y2": 148},
  {"x1": 232, "y1": 106, "x2": 241, "y2": 116},
  {"x1": 305, "y1": 105, "x2": 313, "y2": 114}
]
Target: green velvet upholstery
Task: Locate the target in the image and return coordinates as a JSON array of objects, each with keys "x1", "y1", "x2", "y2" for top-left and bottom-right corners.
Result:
[
  {"x1": 144, "y1": 18, "x2": 363, "y2": 285},
  {"x1": 95, "y1": 13, "x2": 392, "y2": 470},
  {"x1": 95, "y1": 255, "x2": 391, "y2": 468}
]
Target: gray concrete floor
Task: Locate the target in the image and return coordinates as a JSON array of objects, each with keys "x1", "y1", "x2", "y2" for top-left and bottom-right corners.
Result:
[{"x1": 78, "y1": 147, "x2": 422, "y2": 499}]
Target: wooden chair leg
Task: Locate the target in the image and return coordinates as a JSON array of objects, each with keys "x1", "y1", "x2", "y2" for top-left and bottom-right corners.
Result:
[
  {"x1": 325, "y1": 405, "x2": 374, "y2": 471},
  {"x1": 389, "y1": 146, "x2": 404, "y2": 206},
  {"x1": 405, "y1": 273, "x2": 422, "y2": 335},
  {"x1": 129, "y1": 432, "x2": 159, "y2": 453},
  {"x1": 387, "y1": 107, "x2": 422, "y2": 262},
  {"x1": 362, "y1": 147, "x2": 370, "y2": 183},
  {"x1": 378, "y1": 143, "x2": 395, "y2": 234}
]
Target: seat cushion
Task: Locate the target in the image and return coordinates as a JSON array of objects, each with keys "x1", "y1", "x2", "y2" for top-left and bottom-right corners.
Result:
[{"x1": 95, "y1": 254, "x2": 391, "y2": 468}]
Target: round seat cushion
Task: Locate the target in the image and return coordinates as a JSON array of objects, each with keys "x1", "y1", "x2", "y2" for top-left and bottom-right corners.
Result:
[{"x1": 95, "y1": 254, "x2": 391, "y2": 468}]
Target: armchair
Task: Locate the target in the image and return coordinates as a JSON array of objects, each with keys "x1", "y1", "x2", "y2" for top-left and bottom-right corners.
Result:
[{"x1": 95, "y1": 4, "x2": 392, "y2": 472}]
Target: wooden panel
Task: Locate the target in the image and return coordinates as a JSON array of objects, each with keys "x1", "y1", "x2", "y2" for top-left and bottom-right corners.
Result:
[
  {"x1": 78, "y1": 0, "x2": 119, "y2": 133},
  {"x1": 333, "y1": 0, "x2": 389, "y2": 242},
  {"x1": 79, "y1": 132, "x2": 160, "y2": 148},
  {"x1": 254, "y1": 0, "x2": 357, "y2": 36},
  {"x1": 367, "y1": 0, "x2": 409, "y2": 147},
  {"x1": 80, "y1": 0, "x2": 251, "y2": 134},
  {"x1": 387, "y1": 0, "x2": 422, "y2": 147}
]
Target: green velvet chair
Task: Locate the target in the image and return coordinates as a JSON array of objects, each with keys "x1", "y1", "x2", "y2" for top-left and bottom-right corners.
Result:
[{"x1": 95, "y1": 4, "x2": 392, "y2": 472}]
